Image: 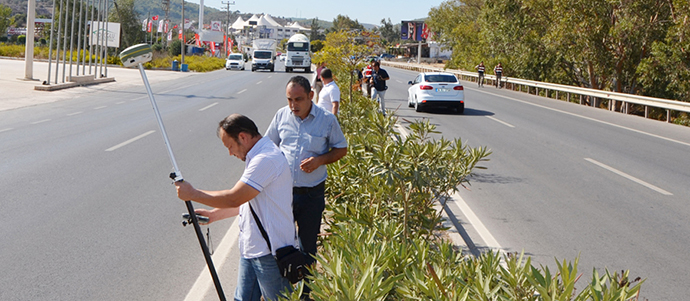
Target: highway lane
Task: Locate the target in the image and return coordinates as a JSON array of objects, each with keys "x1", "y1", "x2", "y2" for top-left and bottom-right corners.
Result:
[
  {"x1": 0, "y1": 63, "x2": 303, "y2": 300},
  {"x1": 384, "y1": 66, "x2": 690, "y2": 300}
]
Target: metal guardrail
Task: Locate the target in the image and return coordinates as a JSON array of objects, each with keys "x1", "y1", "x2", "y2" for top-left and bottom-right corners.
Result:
[{"x1": 382, "y1": 61, "x2": 690, "y2": 123}]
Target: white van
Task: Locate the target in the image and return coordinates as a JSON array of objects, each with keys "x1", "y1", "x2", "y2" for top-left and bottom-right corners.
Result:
[{"x1": 225, "y1": 53, "x2": 245, "y2": 71}]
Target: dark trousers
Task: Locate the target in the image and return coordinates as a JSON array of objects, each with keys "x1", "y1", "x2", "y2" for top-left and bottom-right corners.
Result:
[{"x1": 292, "y1": 182, "x2": 326, "y2": 265}]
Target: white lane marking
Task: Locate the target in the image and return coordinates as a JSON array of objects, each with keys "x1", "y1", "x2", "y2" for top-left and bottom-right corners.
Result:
[
  {"x1": 396, "y1": 80, "x2": 403, "y2": 83},
  {"x1": 256, "y1": 81, "x2": 263, "y2": 85},
  {"x1": 0, "y1": 128, "x2": 13, "y2": 133},
  {"x1": 486, "y1": 116, "x2": 515, "y2": 128},
  {"x1": 478, "y1": 90, "x2": 690, "y2": 147},
  {"x1": 585, "y1": 158, "x2": 673, "y2": 195},
  {"x1": 184, "y1": 218, "x2": 240, "y2": 301},
  {"x1": 398, "y1": 122, "x2": 504, "y2": 255},
  {"x1": 31, "y1": 119, "x2": 51, "y2": 124},
  {"x1": 115, "y1": 101, "x2": 125, "y2": 105},
  {"x1": 93, "y1": 106, "x2": 107, "y2": 110},
  {"x1": 268, "y1": 75, "x2": 272, "y2": 79},
  {"x1": 452, "y1": 191, "x2": 504, "y2": 253},
  {"x1": 105, "y1": 130, "x2": 155, "y2": 152},
  {"x1": 237, "y1": 89, "x2": 247, "y2": 94},
  {"x1": 67, "y1": 111, "x2": 83, "y2": 116},
  {"x1": 199, "y1": 102, "x2": 218, "y2": 111}
]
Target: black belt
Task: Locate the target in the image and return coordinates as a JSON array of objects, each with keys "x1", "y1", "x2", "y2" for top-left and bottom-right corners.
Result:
[{"x1": 293, "y1": 181, "x2": 325, "y2": 194}]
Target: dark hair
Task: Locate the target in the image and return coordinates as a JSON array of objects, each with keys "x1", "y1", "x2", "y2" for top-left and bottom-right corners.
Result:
[
  {"x1": 286, "y1": 76, "x2": 312, "y2": 94},
  {"x1": 320, "y1": 68, "x2": 333, "y2": 80},
  {"x1": 217, "y1": 114, "x2": 260, "y2": 141},
  {"x1": 372, "y1": 61, "x2": 381, "y2": 67}
]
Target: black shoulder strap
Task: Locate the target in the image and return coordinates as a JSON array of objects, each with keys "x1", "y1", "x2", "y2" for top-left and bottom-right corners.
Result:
[{"x1": 249, "y1": 203, "x2": 272, "y2": 252}]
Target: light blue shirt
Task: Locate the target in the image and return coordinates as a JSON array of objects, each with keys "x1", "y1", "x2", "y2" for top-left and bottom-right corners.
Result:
[
  {"x1": 238, "y1": 136, "x2": 297, "y2": 258},
  {"x1": 265, "y1": 103, "x2": 348, "y2": 187}
]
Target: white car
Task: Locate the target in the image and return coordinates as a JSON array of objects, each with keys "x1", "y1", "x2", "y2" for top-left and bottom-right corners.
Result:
[
  {"x1": 225, "y1": 53, "x2": 245, "y2": 70},
  {"x1": 279, "y1": 53, "x2": 286, "y2": 62},
  {"x1": 407, "y1": 72, "x2": 465, "y2": 113}
]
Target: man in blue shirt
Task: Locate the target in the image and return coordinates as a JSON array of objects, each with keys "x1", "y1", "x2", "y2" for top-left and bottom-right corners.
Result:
[
  {"x1": 265, "y1": 76, "x2": 348, "y2": 268},
  {"x1": 369, "y1": 61, "x2": 390, "y2": 115}
]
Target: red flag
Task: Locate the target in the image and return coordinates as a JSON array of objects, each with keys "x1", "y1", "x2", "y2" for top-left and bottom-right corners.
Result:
[
  {"x1": 173, "y1": 24, "x2": 178, "y2": 29},
  {"x1": 194, "y1": 33, "x2": 201, "y2": 47},
  {"x1": 152, "y1": 15, "x2": 159, "y2": 21},
  {"x1": 178, "y1": 29, "x2": 183, "y2": 39},
  {"x1": 210, "y1": 42, "x2": 215, "y2": 55},
  {"x1": 147, "y1": 20, "x2": 152, "y2": 32}
]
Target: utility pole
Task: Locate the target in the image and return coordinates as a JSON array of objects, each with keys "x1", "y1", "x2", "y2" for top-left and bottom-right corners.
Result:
[{"x1": 221, "y1": 1, "x2": 234, "y2": 56}]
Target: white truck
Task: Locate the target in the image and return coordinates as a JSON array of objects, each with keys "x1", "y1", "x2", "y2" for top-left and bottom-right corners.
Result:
[
  {"x1": 251, "y1": 39, "x2": 277, "y2": 72},
  {"x1": 285, "y1": 34, "x2": 311, "y2": 73}
]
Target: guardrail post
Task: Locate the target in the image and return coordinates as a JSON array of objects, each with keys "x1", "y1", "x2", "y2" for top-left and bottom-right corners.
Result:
[
  {"x1": 567, "y1": 93, "x2": 570, "y2": 103},
  {"x1": 667, "y1": 109, "x2": 671, "y2": 123},
  {"x1": 556, "y1": 90, "x2": 559, "y2": 100},
  {"x1": 625, "y1": 102, "x2": 630, "y2": 114},
  {"x1": 645, "y1": 106, "x2": 649, "y2": 118},
  {"x1": 536, "y1": 87, "x2": 539, "y2": 96}
]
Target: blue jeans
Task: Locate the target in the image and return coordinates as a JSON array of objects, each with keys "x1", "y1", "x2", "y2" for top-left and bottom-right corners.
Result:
[
  {"x1": 371, "y1": 89, "x2": 387, "y2": 114},
  {"x1": 292, "y1": 185, "x2": 326, "y2": 265},
  {"x1": 234, "y1": 254, "x2": 291, "y2": 301}
]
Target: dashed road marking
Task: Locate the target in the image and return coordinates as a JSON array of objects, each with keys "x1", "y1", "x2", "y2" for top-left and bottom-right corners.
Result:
[
  {"x1": 486, "y1": 116, "x2": 515, "y2": 128},
  {"x1": 105, "y1": 130, "x2": 155, "y2": 152},
  {"x1": 31, "y1": 119, "x2": 51, "y2": 124},
  {"x1": 237, "y1": 89, "x2": 247, "y2": 94},
  {"x1": 67, "y1": 111, "x2": 83, "y2": 116},
  {"x1": 585, "y1": 158, "x2": 672, "y2": 195},
  {"x1": 199, "y1": 103, "x2": 218, "y2": 111}
]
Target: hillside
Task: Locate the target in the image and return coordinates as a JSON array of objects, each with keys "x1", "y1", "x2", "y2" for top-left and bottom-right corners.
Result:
[{"x1": 1, "y1": 0, "x2": 387, "y2": 31}]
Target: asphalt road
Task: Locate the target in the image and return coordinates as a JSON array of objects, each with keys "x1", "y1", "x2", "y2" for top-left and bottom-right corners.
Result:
[
  {"x1": 0, "y1": 61, "x2": 305, "y2": 300},
  {"x1": 384, "y1": 66, "x2": 690, "y2": 300},
  {"x1": 2, "y1": 60, "x2": 689, "y2": 300}
]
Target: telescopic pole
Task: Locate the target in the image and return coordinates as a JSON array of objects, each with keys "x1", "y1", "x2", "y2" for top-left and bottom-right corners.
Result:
[{"x1": 134, "y1": 59, "x2": 226, "y2": 301}]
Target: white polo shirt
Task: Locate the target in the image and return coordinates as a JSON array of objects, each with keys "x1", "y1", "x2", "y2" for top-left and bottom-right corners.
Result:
[
  {"x1": 238, "y1": 136, "x2": 297, "y2": 259},
  {"x1": 317, "y1": 81, "x2": 340, "y2": 114}
]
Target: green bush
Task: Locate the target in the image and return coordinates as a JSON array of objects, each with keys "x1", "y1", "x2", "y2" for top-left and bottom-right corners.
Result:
[
  {"x1": 0, "y1": 43, "x2": 24, "y2": 57},
  {"x1": 280, "y1": 31, "x2": 645, "y2": 301}
]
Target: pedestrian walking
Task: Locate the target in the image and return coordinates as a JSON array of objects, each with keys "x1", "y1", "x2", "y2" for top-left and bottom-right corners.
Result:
[
  {"x1": 370, "y1": 61, "x2": 390, "y2": 115},
  {"x1": 494, "y1": 63, "x2": 503, "y2": 88},
  {"x1": 475, "y1": 62, "x2": 486, "y2": 87}
]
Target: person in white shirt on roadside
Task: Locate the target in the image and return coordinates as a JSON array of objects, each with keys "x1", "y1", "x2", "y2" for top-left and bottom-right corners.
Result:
[{"x1": 316, "y1": 68, "x2": 341, "y2": 115}]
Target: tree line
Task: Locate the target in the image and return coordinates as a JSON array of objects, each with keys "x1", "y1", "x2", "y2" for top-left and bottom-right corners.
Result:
[{"x1": 427, "y1": 0, "x2": 690, "y2": 103}]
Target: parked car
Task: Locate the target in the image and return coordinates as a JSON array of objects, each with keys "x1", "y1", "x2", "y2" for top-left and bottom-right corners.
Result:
[
  {"x1": 379, "y1": 53, "x2": 395, "y2": 60},
  {"x1": 225, "y1": 53, "x2": 245, "y2": 71},
  {"x1": 407, "y1": 72, "x2": 465, "y2": 113}
]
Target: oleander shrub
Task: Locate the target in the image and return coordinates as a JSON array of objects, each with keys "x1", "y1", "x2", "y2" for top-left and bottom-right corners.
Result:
[{"x1": 280, "y1": 30, "x2": 645, "y2": 301}]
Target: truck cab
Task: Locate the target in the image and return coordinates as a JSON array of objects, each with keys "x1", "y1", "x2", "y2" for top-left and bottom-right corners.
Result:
[{"x1": 285, "y1": 34, "x2": 311, "y2": 73}]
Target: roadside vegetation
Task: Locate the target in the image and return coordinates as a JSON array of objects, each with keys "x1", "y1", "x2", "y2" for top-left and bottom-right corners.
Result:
[
  {"x1": 280, "y1": 31, "x2": 645, "y2": 301},
  {"x1": 427, "y1": 0, "x2": 690, "y2": 125}
]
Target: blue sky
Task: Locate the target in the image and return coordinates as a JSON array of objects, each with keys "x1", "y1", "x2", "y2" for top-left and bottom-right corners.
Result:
[{"x1": 187, "y1": 0, "x2": 447, "y2": 26}]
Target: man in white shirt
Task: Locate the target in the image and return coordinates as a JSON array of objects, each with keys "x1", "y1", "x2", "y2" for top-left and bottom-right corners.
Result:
[
  {"x1": 175, "y1": 114, "x2": 296, "y2": 301},
  {"x1": 316, "y1": 68, "x2": 340, "y2": 115}
]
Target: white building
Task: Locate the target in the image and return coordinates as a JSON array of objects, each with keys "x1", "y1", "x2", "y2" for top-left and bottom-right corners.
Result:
[{"x1": 229, "y1": 14, "x2": 310, "y2": 41}]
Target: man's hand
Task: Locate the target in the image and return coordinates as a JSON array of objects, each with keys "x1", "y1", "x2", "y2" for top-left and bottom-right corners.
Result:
[
  {"x1": 175, "y1": 181, "x2": 198, "y2": 201},
  {"x1": 300, "y1": 156, "x2": 321, "y2": 173}
]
